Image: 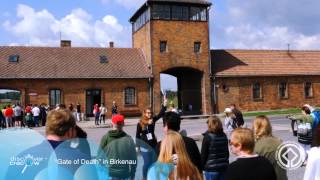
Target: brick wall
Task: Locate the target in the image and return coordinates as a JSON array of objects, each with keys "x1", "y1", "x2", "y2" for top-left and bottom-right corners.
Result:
[
  {"x1": 133, "y1": 20, "x2": 212, "y2": 114},
  {"x1": 0, "y1": 79, "x2": 150, "y2": 117},
  {"x1": 216, "y1": 76, "x2": 320, "y2": 113}
]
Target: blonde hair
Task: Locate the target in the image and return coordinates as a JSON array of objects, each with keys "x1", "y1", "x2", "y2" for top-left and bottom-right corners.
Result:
[
  {"x1": 252, "y1": 115, "x2": 273, "y2": 140},
  {"x1": 46, "y1": 109, "x2": 76, "y2": 136},
  {"x1": 158, "y1": 131, "x2": 202, "y2": 180},
  {"x1": 231, "y1": 128, "x2": 255, "y2": 153},
  {"x1": 207, "y1": 116, "x2": 223, "y2": 134}
]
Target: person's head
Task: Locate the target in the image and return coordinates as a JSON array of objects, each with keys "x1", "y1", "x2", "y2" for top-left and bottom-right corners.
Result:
[
  {"x1": 252, "y1": 115, "x2": 273, "y2": 140},
  {"x1": 59, "y1": 104, "x2": 66, "y2": 109},
  {"x1": 7, "y1": 105, "x2": 11, "y2": 108},
  {"x1": 112, "y1": 101, "x2": 116, "y2": 105},
  {"x1": 230, "y1": 128, "x2": 255, "y2": 156},
  {"x1": 302, "y1": 105, "x2": 311, "y2": 115},
  {"x1": 163, "y1": 112, "x2": 181, "y2": 133},
  {"x1": 230, "y1": 104, "x2": 236, "y2": 110},
  {"x1": 112, "y1": 114, "x2": 125, "y2": 130},
  {"x1": 143, "y1": 108, "x2": 152, "y2": 119},
  {"x1": 224, "y1": 107, "x2": 233, "y2": 117},
  {"x1": 140, "y1": 108, "x2": 152, "y2": 129},
  {"x1": 158, "y1": 130, "x2": 201, "y2": 180},
  {"x1": 45, "y1": 110, "x2": 77, "y2": 140},
  {"x1": 207, "y1": 116, "x2": 223, "y2": 134}
]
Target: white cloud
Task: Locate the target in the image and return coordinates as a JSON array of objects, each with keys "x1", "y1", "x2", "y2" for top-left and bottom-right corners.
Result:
[
  {"x1": 3, "y1": 4, "x2": 131, "y2": 47},
  {"x1": 101, "y1": 0, "x2": 144, "y2": 9},
  {"x1": 222, "y1": 24, "x2": 320, "y2": 50},
  {"x1": 212, "y1": 0, "x2": 320, "y2": 49}
]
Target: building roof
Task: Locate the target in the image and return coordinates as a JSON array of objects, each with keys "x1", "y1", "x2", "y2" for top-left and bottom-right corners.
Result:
[
  {"x1": 0, "y1": 46, "x2": 152, "y2": 79},
  {"x1": 147, "y1": 0, "x2": 211, "y2": 5},
  {"x1": 211, "y1": 49, "x2": 320, "y2": 77}
]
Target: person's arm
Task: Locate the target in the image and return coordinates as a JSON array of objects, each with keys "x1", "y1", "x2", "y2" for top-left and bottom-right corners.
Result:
[
  {"x1": 200, "y1": 134, "x2": 209, "y2": 169},
  {"x1": 152, "y1": 105, "x2": 167, "y2": 123},
  {"x1": 135, "y1": 123, "x2": 142, "y2": 148}
]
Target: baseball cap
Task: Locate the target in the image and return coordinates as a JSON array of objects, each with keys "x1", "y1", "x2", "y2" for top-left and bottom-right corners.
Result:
[
  {"x1": 112, "y1": 114, "x2": 124, "y2": 124},
  {"x1": 224, "y1": 108, "x2": 232, "y2": 113}
]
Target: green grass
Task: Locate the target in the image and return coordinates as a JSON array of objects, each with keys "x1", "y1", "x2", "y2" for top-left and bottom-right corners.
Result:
[{"x1": 243, "y1": 108, "x2": 301, "y2": 117}]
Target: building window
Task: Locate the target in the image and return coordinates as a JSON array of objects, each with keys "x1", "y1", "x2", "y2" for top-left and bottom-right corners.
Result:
[
  {"x1": 171, "y1": 5, "x2": 189, "y2": 20},
  {"x1": 279, "y1": 82, "x2": 288, "y2": 99},
  {"x1": 190, "y1": 7, "x2": 207, "y2": 21},
  {"x1": 305, "y1": 82, "x2": 313, "y2": 98},
  {"x1": 8, "y1": 55, "x2": 19, "y2": 63},
  {"x1": 252, "y1": 83, "x2": 262, "y2": 100},
  {"x1": 50, "y1": 89, "x2": 61, "y2": 107},
  {"x1": 152, "y1": 5, "x2": 170, "y2": 20},
  {"x1": 124, "y1": 87, "x2": 136, "y2": 105},
  {"x1": 194, "y1": 42, "x2": 201, "y2": 53},
  {"x1": 160, "y1": 41, "x2": 167, "y2": 53}
]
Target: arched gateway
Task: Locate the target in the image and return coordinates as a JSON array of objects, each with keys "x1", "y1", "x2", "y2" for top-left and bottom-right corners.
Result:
[{"x1": 130, "y1": 0, "x2": 213, "y2": 115}]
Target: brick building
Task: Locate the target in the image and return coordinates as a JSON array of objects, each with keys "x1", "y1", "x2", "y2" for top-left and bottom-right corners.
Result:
[{"x1": 1, "y1": 0, "x2": 320, "y2": 115}]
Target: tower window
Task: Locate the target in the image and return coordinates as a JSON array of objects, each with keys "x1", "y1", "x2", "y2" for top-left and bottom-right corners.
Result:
[
  {"x1": 194, "y1": 42, "x2": 201, "y2": 53},
  {"x1": 172, "y1": 6, "x2": 189, "y2": 20},
  {"x1": 152, "y1": 5, "x2": 170, "y2": 20},
  {"x1": 160, "y1": 41, "x2": 167, "y2": 53}
]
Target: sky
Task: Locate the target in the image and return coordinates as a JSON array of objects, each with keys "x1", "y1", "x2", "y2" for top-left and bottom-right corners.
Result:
[{"x1": 1, "y1": 0, "x2": 320, "y2": 91}]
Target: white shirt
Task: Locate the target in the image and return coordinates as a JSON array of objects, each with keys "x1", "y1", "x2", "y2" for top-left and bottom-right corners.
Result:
[
  {"x1": 32, "y1": 107, "x2": 40, "y2": 116},
  {"x1": 99, "y1": 106, "x2": 107, "y2": 115},
  {"x1": 304, "y1": 147, "x2": 320, "y2": 180},
  {"x1": 14, "y1": 106, "x2": 22, "y2": 116}
]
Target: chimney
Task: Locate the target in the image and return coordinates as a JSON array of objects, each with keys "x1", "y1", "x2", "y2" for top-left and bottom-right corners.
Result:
[
  {"x1": 60, "y1": 40, "x2": 71, "y2": 47},
  {"x1": 109, "y1": 41, "x2": 114, "y2": 48}
]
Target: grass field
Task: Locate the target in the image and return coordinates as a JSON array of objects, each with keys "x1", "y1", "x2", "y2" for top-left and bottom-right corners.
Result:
[{"x1": 242, "y1": 108, "x2": 301, "y2": 117}]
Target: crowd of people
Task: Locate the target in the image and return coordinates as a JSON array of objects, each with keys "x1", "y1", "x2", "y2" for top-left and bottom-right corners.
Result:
[{"x1": 3, "y1": 101, "x2": 320, "y2": 180}]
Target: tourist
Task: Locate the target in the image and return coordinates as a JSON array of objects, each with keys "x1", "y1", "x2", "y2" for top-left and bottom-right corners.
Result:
[
  {"x1": 168, "y1": 101, "x2": 177, "y2": 113},
  {"x1": 224, "y1": 108, "x2": 237, "y2": 137},
  {"x1": 288, "y1": 106, "x2": 313, "y2": 153},
  {"x1": 201, "y1": 116, "x2": 229, "y2": 180},
  {"x1": 304, "y1": 123, "x2": 320, "y2": 180},
  {"x1": 93, "y1": 104, "x2": 100, "y2": 125},
  {"x1": 99, "y1": 103, "x2": 107, "y2": 124},
  {"x1": 25, "y1": 104, "x2": 33, "y2": 127},
  {"x1": 111, "y1": 101, "x2": 118, "y2": 116},
  {"x1": 156, "y1": 112, "x2": 203, "y2": 173},
  {"x1": 98, "y1": 114, "x2": 137, "y2": 179},
  {"x1": 0, "y1": 107, "x2": 5, "y2": 128},
  {"x1": 136, "y1": 97, "x2": 167, "y2": 179},
  {"x1": 4, "y1": 105, "x2": 13, "y2": 128},
  {"x1": 225, "y1": 128, "x2": 276, "y2": 180},
  {"x1": 76, "y1": 102, "x2": 81, "y2": 122},
  {"x1": 230, "y1": 104, "x2": 244, "y2": 127},
  {"x1": 253, "y1": 115, "x2": 287, "y2": 180},
  {"x1": 40, "y1": 104, "x2": 47, "y2": 126},
  {"x1": 13, "y1": 104, "x2": 22, "y2": 127},
  {"x1": 32, "y1": 104, "x2": 40, "y2": 127},
  {"x1": 148, "y1": 130, "x2": 202, "y2": 180}
]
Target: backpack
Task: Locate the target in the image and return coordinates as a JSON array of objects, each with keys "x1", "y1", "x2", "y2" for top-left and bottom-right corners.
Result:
[
  {"x1": 297, "y1": 121, "x2": 312, "y2": 136},
  {"x1": 311, "y1": 110, "x2": 320, "y2": 129}
]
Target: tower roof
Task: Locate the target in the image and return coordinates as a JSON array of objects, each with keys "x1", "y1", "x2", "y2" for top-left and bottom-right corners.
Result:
[{"x1": 130, "y1": 0, "x2": 211, "y2": 22}]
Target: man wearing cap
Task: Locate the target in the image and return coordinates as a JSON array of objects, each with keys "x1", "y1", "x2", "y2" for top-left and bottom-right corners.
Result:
[{"x1": 98, "y1": 114, "x2": 137, "y2": 179}]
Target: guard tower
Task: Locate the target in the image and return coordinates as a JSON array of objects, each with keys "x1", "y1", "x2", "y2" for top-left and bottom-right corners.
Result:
[{"x1": 130, "y1": 0, "x2": 212, "y2": 115}]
